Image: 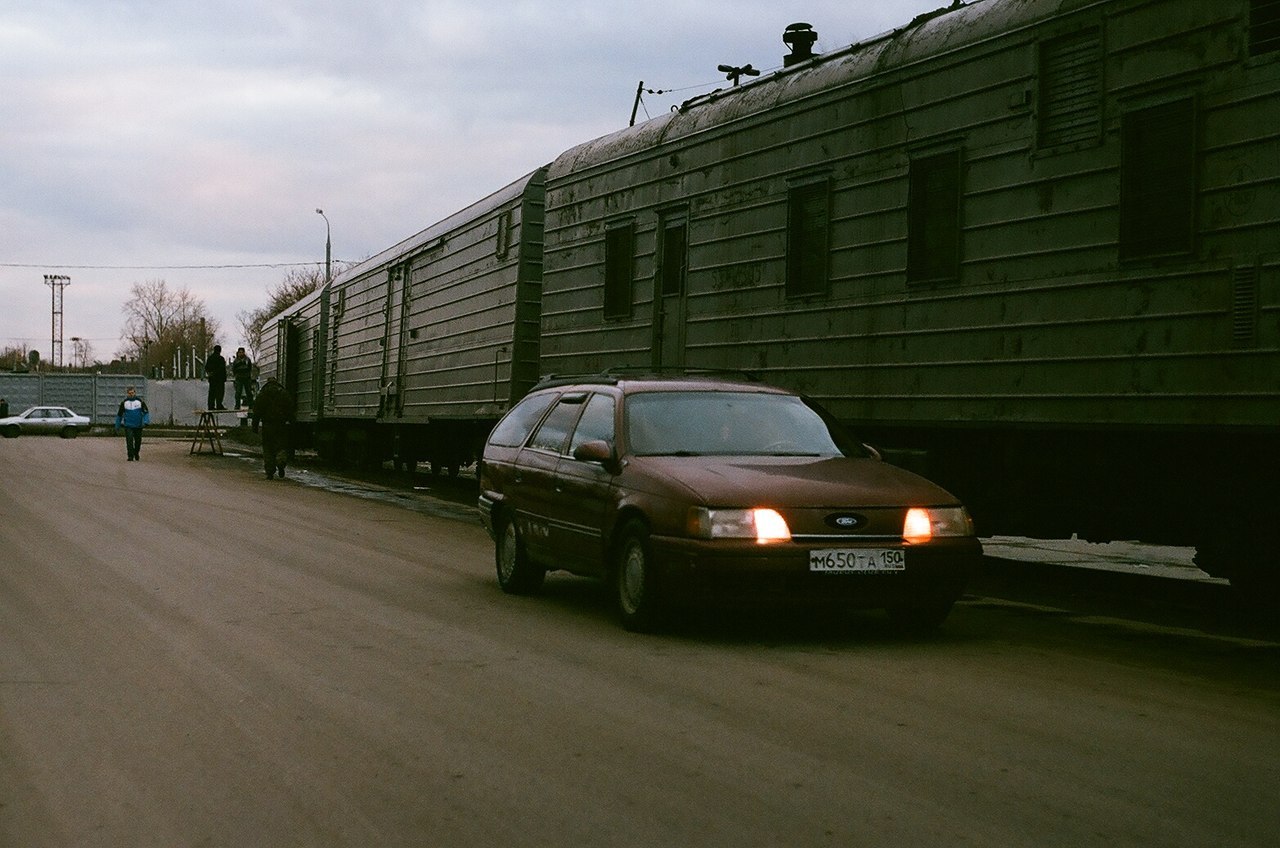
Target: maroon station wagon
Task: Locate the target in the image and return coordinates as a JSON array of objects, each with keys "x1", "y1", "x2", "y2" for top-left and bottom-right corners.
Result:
[{"x1": 478, "y1": 373, "x2": 983, "y2": 631}]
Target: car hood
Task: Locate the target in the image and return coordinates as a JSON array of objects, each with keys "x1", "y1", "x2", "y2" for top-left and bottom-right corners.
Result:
[{"x1": 627, "y1": 455, "x2": 960, "y2": 507}]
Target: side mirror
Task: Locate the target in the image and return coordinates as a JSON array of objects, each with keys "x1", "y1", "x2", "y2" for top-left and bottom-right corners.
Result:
[
  {"x1": 572, "y1": 439, "x2": 620, "y2": 472},
  {"x1": 862, "y1": 443, "x2": 883, "y2": 461}
]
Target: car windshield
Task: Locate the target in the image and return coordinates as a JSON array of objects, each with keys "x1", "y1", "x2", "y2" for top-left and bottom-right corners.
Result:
[{"x1": 625, "y1": 390, "x2": 866, "y2": 457}]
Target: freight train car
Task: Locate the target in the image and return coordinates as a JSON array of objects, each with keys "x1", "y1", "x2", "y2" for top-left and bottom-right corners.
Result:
[
  {"x1": 537, "y1": 0, "x2": 1279, "y2": 589},
  {"x1": 261, "y1": 167, "x2": 547, "y2": 474}
]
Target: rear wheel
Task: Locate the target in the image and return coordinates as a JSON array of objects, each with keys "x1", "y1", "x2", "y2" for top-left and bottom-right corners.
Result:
[
  {"x1": 614, "y1": 519, "x2": 663, "y2": 632},
  {"x1": 496, "y1": 512, "x2": 545, "y2": 595},
  {"x1": 60, "y1": 427, "x2": 78, "y2": 439}
]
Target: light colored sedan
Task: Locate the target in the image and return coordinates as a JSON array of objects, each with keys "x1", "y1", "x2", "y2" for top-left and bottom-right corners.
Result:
[{"x1": 0, "y1": 406, "x2": 92, "y2": 438}]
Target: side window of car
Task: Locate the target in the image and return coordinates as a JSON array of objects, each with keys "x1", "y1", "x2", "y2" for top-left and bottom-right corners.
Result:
[
  {"x1": 568, "y1": 394, "x2": 616, "y2": 456},
  {"x1": 488, "y1": 393, "x2": 557, "y2": 448},
  {"x1": 528, "y1": 395, "x2": 587, "y2": 453}
]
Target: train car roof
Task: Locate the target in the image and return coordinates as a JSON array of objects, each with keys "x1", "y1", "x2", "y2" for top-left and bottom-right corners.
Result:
[
  {"x1": 548, "y1": 0, "x2": 1046, "y2": 178},
  {"x1": 264, "y1": 166, "x2": 548, "y2": 325}
]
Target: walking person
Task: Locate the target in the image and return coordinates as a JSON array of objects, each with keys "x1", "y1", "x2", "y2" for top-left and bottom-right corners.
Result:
[
  {"x1": 232, "y1": 347, "x2": 255, "y2": 410},
  {"x1": 204, "y1": 345, "x2": 228, "y2": 410},
  {"x1": 114, "y1": 386, "x2": 150, "y2": 461},
  {"x1": 251, "y1": 376, "x2": 294, "y2": 479}
]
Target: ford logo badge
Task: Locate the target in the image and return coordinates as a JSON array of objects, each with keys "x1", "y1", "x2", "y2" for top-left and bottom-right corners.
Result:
[{"x1": 826, "y1": 513, "x2": 864, "y2": 530}]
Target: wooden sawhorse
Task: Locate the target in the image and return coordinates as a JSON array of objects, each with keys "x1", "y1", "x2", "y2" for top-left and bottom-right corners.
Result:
[{"x1": 190, "y1": 409, "x2": 237, "y2": 455}]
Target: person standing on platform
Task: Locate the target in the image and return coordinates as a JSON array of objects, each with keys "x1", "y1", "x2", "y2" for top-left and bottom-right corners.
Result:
[
  {"x1": 0, "y1": 397, "x2": 8, "y2": 419},
  {"x1": 204, "y1": 345, "x2": 228, "y2": 410},
  {"x1": 114, "y1": 386, "x2": 150, "y2": 461},
  {"x1": 232, "y1": 347, "x2": 255, "y2": 410},
  {"x1": 251, "y1": 376, "x2": 294, "y2": 479}
]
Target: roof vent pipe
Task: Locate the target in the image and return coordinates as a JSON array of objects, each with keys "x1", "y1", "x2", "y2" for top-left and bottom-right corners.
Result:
[{"x1": 783, "y1": 22, "x2": 817, "y2": 66}]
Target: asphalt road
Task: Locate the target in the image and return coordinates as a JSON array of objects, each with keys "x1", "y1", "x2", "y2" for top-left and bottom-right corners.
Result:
[{"x1": 2, "y1": 436, "x2": 1277, "y2": 847}]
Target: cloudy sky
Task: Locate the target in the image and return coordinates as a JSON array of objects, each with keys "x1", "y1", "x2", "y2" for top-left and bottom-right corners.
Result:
[{"x1": 1, "y1": 0, "x2": 948, "y2": 365}]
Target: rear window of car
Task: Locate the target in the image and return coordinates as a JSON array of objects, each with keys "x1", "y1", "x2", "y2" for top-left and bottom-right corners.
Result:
[
  {"x1": 487, "y1": 392, "x2": 557, "y2": 448},
  {"x1": 625, "y1": 390, "x2": 865, "y2": 457}
]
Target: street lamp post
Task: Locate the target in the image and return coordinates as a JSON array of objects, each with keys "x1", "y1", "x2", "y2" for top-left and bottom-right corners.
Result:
[{"x1": 316, "y1": 208, "x2": 332, "y2": 284}]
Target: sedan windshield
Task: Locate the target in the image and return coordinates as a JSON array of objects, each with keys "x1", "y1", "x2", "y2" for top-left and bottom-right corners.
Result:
[{"x1": 625, "y1": 391, "x2": 865, "y2": 457}]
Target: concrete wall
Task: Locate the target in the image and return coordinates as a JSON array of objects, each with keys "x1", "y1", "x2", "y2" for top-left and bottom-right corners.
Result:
[{"x1": 0, "y1": 374, "x2": 226, "y2": 427}]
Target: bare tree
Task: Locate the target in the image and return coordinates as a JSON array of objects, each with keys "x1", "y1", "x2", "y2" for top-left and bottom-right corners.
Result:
[
  {"x1": 238, "y1": 264, "x2": 347, "y2": 361},
  {"x1": 119, "y1": 279, "x2": 221, "y2": 377}
]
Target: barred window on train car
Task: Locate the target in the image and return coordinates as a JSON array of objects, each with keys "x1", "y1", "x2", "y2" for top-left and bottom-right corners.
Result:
[
  {"x1": 906, "y1": 151, "x2": 962, "y2": 284},
  {"x1": 786, "y1": 180, "x2": 830, "y2": 298},
  {"x1": 1120, "y1": 99, "x2": 1196, "y2": 261},
  {"x1": 496, "y1": 210, "x2": 513, "y2": 260},
  {"x1": 1038, "y1": 28, "x2": 1102, "y2": 149},
  {"x1": 1252, "y1": 0, "x2": 1280, "y2": 56},
  {"x1": 604, "y1": 222, "x2": 636, "y2": 320}
]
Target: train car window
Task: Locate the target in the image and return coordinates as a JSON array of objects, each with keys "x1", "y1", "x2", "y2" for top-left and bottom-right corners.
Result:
[
  {"x1": 659, "y1": 220, "x2": 688, "y2": 297},
  {"x1": 1252, "y1": 0, "x2": 1280, "y2": 56},
  {"x1": 906, "y1": 150, "x2": 962, "y2": 284},
  {"x1": 1120, "y1": 99, "x2": 1195, "y2": 261},
  {"x1": 786, "y1": 180, "x2": 830, "y2": 298},
  {"x1": 1038, "y1": 28, "x2": 1101, "y2": 149},
  {"x1": 604, "y1": 222, "x2": 635, "y2": 320},
  {"x1": 496, "y1": 210, "x2": 513, "y2": 260}
]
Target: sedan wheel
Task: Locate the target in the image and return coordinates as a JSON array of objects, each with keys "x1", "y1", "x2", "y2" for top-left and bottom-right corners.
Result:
[
  {"x1": 2, "y1": 425, "x2": 18, "y2": 438},
  {"x1": 60, "y1": 427, "x2": 78, "y2": 439},
  {"x1": 496, "y1": 514, "x2": 545, "y2": 595},
  {"x1": 614, "y1": 520, "x2": 663, "y2": 632}
]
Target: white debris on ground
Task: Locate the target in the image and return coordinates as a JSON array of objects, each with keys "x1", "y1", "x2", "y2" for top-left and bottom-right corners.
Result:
[{"x1": 980, "y1": 536, "x2": 1227, "y2": 584}]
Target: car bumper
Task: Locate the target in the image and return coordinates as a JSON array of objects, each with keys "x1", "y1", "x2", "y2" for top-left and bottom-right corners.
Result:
[{"x1": 649, "y1": 535, "x2": 983, "y2": 608}]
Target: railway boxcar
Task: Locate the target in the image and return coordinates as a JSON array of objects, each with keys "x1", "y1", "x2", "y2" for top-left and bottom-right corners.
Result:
[
  {"x1": 538, "y1": 0, "x2": 1279, "y2": 588},
  {"x1": 264, "y1": 168, "x2": 548, "y2": 474}
]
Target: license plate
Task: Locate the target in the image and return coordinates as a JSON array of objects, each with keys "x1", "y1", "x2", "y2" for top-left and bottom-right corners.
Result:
[{"x1": 809, "y1": 548, "x2": 905, "y2": 573}]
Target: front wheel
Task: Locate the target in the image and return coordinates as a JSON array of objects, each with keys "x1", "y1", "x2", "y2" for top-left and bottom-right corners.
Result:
[
  {"x1": 613, "y1": 519, "x2": 664, "y2": 632},
  {"x1": 496, "y1": 513, "x2": 545, "y2": 595},
  {"x1": 2, "y1": 425, "x2": 18, "y2": 438}
]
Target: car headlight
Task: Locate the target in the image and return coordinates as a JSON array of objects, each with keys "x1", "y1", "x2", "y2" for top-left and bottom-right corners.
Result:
[
  {"x1": 688, "y1": 507, "x2": 792, "y2": 543},
  {"x1": 903, "y1": 507, "x2": 974, "y2": 544}
]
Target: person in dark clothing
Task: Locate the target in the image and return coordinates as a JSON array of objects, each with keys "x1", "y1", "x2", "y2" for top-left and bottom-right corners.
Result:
[
  {"x1": 114, "y1": 386, "x2": 150, "y2": 461},
  {"x1": 251, "y1": 376, "x2": 294, "y2": 479},
  {"x1": 0, "y1": 398, "x2": 8, "y2": 418},
  {"x1": 204, "y1": 345, "x2": 228, "y2": 410},
  {"x1": 232, "y1": 347, "x2": 255, "y2": 410}
]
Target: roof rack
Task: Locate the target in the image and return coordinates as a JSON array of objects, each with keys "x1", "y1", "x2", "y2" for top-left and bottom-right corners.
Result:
[{"x1": 533, "y1": 366, "x2": 762, "y2": 389}]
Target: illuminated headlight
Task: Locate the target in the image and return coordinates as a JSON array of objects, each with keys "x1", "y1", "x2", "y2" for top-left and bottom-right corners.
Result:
[
  {"x1": 688, "y1": 507, "x2": 792, "y2": 543},
  {"x1": 903, "y1": 507, "x2": 974, "y2": 544}
]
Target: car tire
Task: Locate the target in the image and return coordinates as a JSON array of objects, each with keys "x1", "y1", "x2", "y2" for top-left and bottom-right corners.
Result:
[
  {"x1": 886, "y1": 597, "x2": 956, "y2": 634},
  {"x1": 614, "y1": 519, "x2": 663, "y2": 632},
  {"x1": 60, "y1": 427, "x2": 78, "y2": 439},
  {"x1": 2, "y1": 425, "x2": 18, "y2": 438},
  {"x1": 496, "y1": 512, "x2": 546, "y2": 595}
]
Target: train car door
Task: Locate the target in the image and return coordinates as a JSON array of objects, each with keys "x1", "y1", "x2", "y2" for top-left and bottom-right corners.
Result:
[
  {"x1": 652, "y1": 213, "x2": 688, "y2": 369},
  {"x1": 278, "y1": 318, "x2": 300, "y2": 396},
  {"x1": 379, "y1": 262, "x2": 411, "y2": 417}
]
